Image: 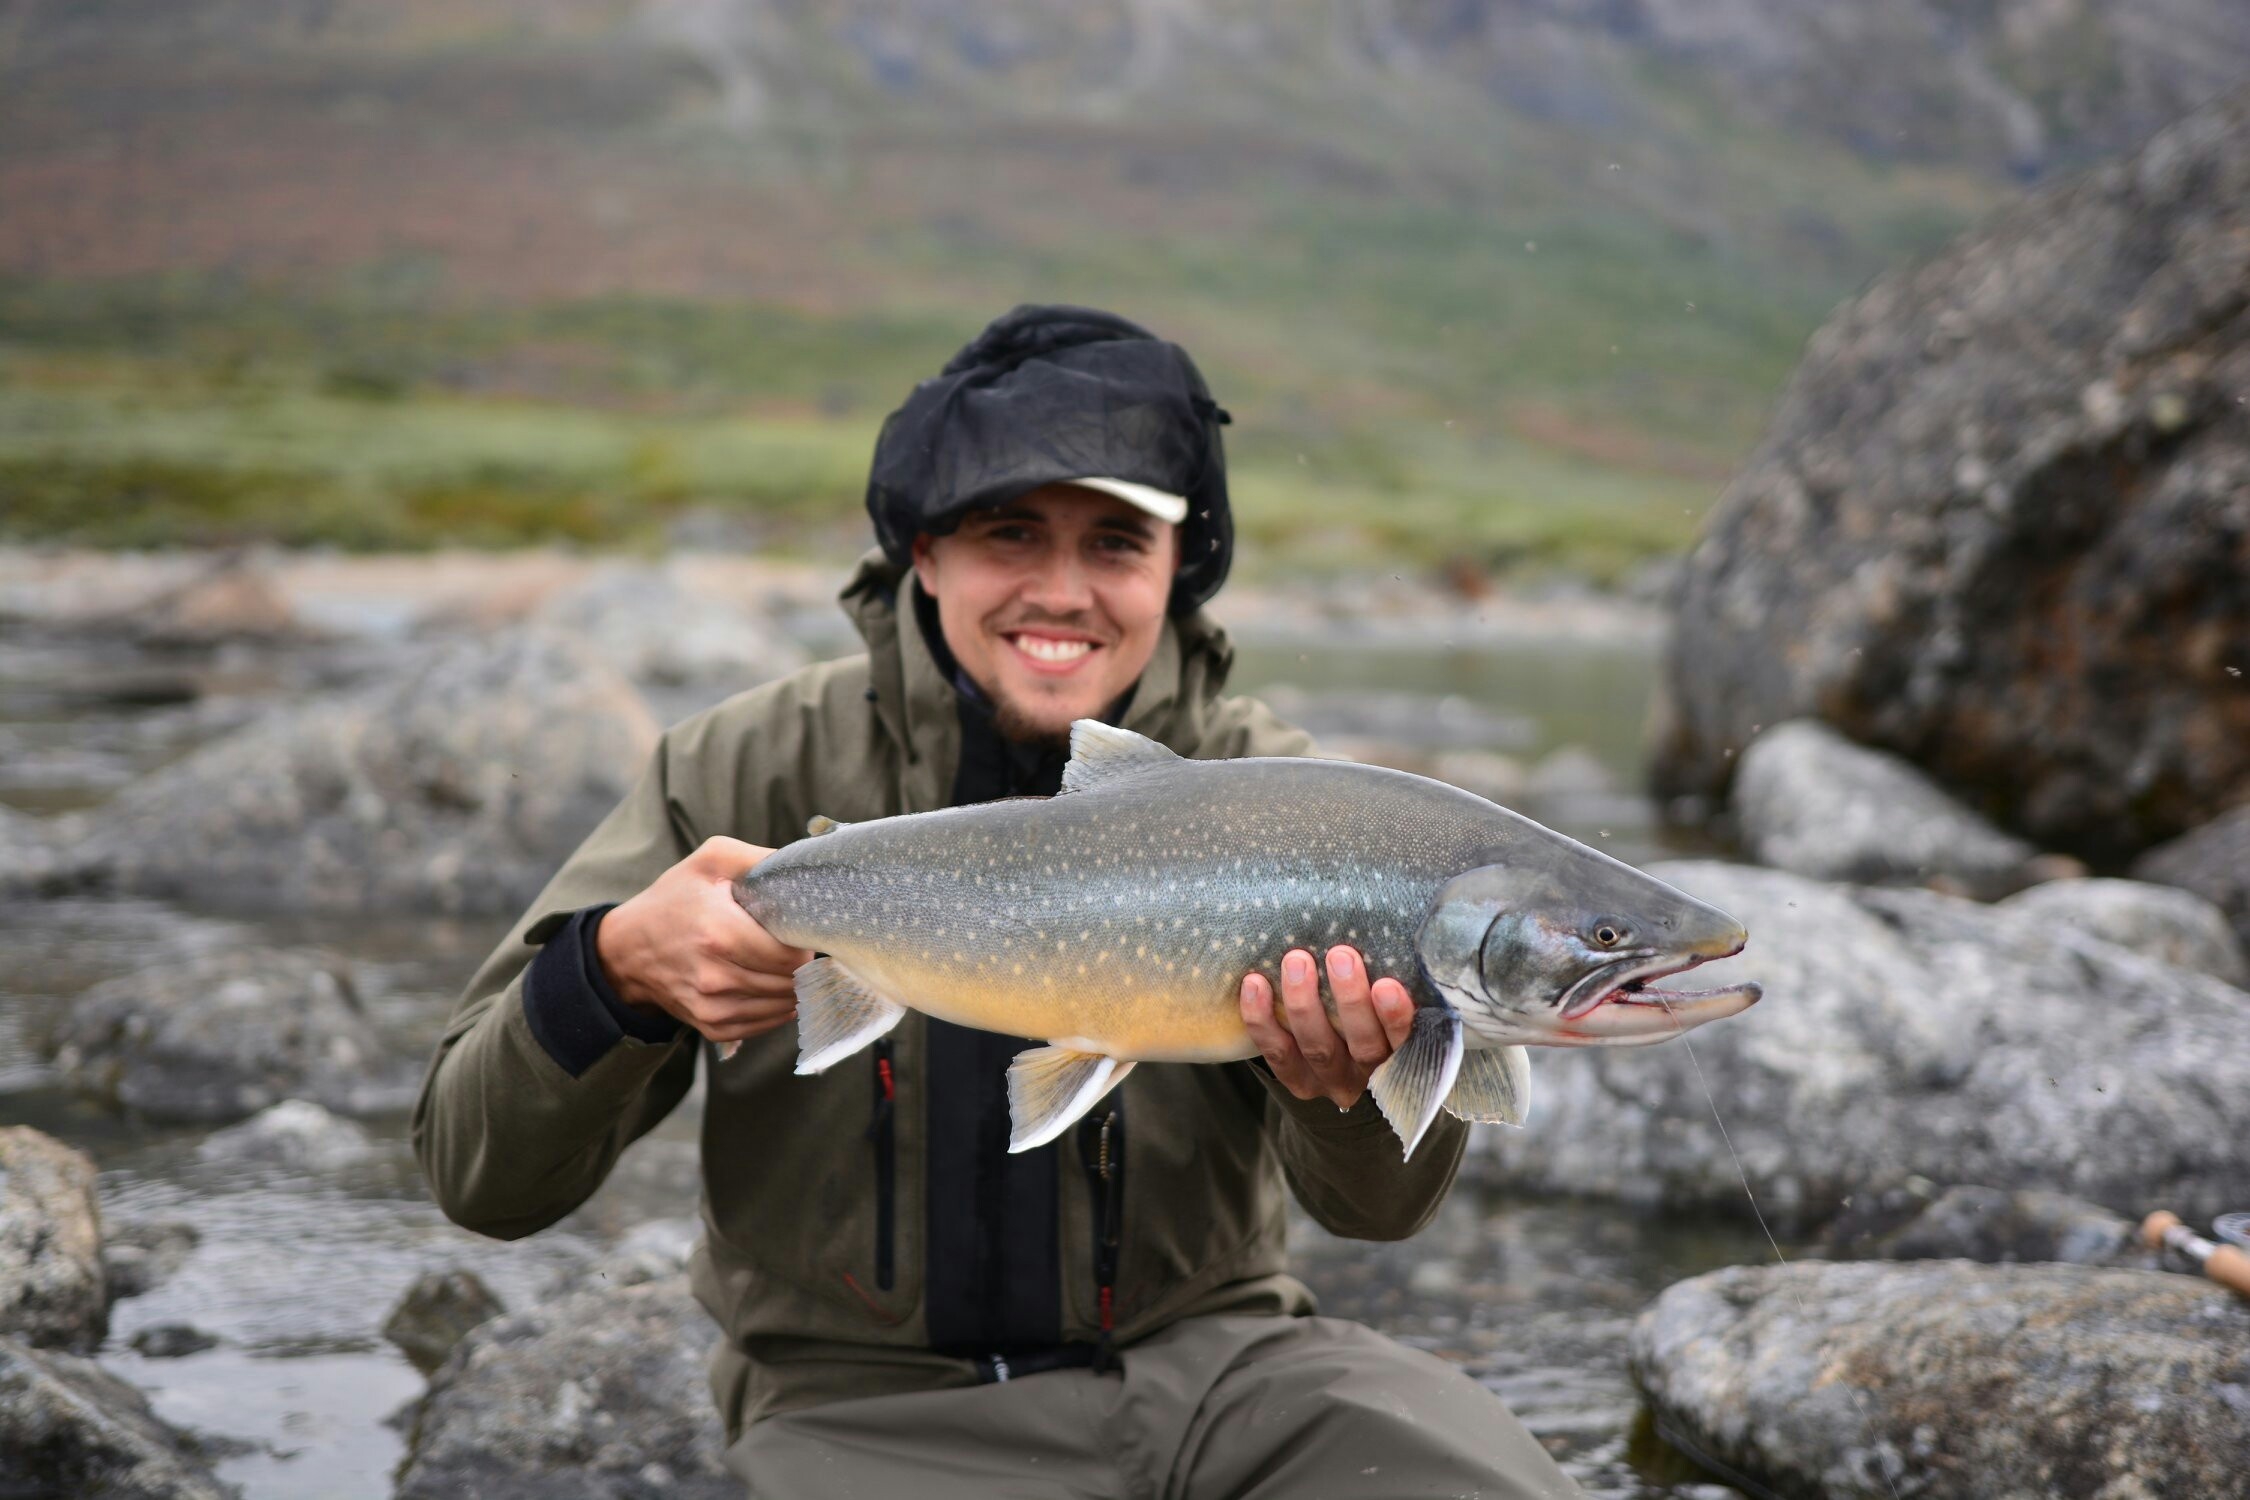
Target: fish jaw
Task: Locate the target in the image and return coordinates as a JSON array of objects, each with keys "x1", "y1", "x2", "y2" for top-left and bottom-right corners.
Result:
[{"x1": 1546, "y1": 947, "x2": 1761, "y2": 1048}]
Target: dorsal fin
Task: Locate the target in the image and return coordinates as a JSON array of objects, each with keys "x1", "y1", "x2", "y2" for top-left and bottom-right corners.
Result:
[{"x1": 1061, "y1": 720, "x2": 1181, "y2": 794}]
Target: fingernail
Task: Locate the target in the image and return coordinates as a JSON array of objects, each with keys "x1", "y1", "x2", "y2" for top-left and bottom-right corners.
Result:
[
  {"x1": 1285, "y1": 953, "x2": 1310, "y2": 983},
  {"x1": 1333, "y1": 949, "x2": 1356, "y2": 979}
]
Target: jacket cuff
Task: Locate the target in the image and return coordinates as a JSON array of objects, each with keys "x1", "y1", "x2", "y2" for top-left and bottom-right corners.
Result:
[
  {"x1": 1247, "y1": 1059, "x2": 1398, "y2": 1137},
  {"x1": 521, "y1": 904, "x2": 684, "y2": 1078}
]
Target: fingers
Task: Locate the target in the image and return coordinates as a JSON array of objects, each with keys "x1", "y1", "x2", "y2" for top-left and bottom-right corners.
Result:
[
  {"x1": 1240, "y1": 971, "x2": 1321, "y2": 1102},
  {"x1": 1325, "y1": 945, "x2": 1391, "y2": 1070},
  {"x1": 688, "y1": 834, "x2": 773, "y2": 878},
  {"x1": 1370, "y1": 977, "x2": 1415, "y2": 1051}
]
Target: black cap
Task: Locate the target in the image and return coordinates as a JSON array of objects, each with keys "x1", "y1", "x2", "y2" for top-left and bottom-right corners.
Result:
[{"x1": 866, "y1": 304, "x2": 1234, "y2": 614}]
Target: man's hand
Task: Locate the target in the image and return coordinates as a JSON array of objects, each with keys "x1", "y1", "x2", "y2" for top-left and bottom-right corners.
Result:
[
  {"x1": 595, "y1": 836, "x2": 812, "y2": 1045},
  {"x1": 1239, "y1": 945, "x2": 1415, "y2": 1109}
]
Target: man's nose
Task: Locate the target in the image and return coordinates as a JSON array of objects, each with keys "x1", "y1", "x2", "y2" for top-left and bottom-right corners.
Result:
[{"x1": 1021, "y1": 547, "x2": 1094, "y2": 613}]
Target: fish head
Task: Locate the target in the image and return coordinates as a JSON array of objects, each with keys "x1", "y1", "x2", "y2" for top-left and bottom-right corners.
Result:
[{"x1": 1416, "y1": 856, "x2": 1761, "y2": 1048}]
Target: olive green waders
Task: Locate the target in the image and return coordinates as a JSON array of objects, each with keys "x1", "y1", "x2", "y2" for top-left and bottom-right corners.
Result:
[{"x1": 727, "y1": 1314, "x2": 1581, "y2": 1499}]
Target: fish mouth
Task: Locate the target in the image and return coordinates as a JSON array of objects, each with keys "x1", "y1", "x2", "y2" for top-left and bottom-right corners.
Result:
[{"x1": 1552, "y1": 947, "x2": 1761, "y2": 1045}]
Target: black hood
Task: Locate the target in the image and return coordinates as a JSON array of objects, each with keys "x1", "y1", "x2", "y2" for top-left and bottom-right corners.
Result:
[{"x1": 865, "y1": 303, "x2": 1235, "y2": 614}]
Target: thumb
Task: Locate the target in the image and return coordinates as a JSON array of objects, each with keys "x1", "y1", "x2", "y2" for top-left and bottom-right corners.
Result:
[{"x1": 690, "y1": 835, "x2": 773, "y2": 879}]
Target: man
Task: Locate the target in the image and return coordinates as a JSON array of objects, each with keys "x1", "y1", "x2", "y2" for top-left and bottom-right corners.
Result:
[{"x1": 414, "y1": 305, "x2": 1580, "y2": 1498}]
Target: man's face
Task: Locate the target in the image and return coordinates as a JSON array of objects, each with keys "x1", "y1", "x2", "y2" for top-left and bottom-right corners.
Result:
[{"x1": 912, "y1": 484, "x2": 1180, "y2": 745}]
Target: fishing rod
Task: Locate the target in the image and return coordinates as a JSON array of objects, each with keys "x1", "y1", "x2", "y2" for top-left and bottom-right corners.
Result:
[{"x1": 2139, "y1": 1211, "x2": 2250, "y2": 1297}]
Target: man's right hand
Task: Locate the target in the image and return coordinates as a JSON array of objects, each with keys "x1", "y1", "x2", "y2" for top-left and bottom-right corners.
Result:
[{"x1": 594, "y1": 836, "x2": 812, "y2": 1045}]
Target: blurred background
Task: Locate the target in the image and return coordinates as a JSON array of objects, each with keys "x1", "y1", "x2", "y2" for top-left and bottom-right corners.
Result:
[{"x1": 3, "y1": 5, "x2": 2249, "y2": 1500}]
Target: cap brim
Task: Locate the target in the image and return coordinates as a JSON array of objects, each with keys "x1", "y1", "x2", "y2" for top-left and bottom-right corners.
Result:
[{"x1": 1059, "y1": 477, "x2": 1190, "y2": 525}]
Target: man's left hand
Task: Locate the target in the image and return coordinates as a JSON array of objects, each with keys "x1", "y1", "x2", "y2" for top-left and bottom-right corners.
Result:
[{"x1": 1239, "y1": 945, "x2": 1414, "y2": 1110}]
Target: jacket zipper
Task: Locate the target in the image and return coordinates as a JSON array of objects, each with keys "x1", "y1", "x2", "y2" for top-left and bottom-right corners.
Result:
[
  {"x1": 1078, "y1": 1104, "x2": 1125, "y2": 1371},
  {"x1": 867, "y1": 1039, "x2": 896, "y2": 1291}
]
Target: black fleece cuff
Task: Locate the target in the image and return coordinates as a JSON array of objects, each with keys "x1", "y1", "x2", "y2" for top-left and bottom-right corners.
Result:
[{"x1": 521, "y1": 904, "x2": 683, "y2": 1078}]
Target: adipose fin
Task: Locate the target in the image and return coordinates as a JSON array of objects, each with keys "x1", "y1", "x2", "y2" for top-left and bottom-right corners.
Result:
[{"x1": 1006, "y1": 1046, "x2": 1137, "y2": 1152}]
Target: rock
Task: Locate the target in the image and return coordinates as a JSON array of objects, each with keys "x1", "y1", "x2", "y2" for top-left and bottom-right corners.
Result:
[
  {"x1": 2134, "y1": 804, "x2": 2250, "y2": 956},
  {"x1": 0, "y1": 1334, "x2": 235, "y2": 1499},
  {"x1": 1817, "y1": 1180, "x2": 2143, "y2": 1267},
  {"x1": 75, "y1": 629, "x2": 659, "y2": 915},
  {"x1": 0, "y1": 1128, "x2": 106, "y2": 1353},
  {"x1": 1631, "y1": 1261, "x2": 2250, "y2": 1500},
  {"x1": 47, "y1": 950, "x2": 410, "y2": 1125},
  {"x1": 1732, "y1": 720, "x2": 2062, "y2": 898},
  {"x1": 393, "y1": 1273, "x2": 732, "y2": 1500},
  {"x1": 101, "y1": 1222, "x2": 200, "y2": 1305},
  {"x1": 195, "y1": 1099, "x2": 381, "y2": 1171},
  {"x1": 0, "y1": 804, "x2": 76, "y2": 897},
  {"x1": 383, "y1": 1269, "x2": 506, "y2": 1376},
  {"x1": 135, "y1": 551, "x2": 308, "y2": 648},
  {"x1": 1473, "y1": 860, "x2": 2250, "y2": 1226},
  {"x1": 2001, "y1": 875, "x2": 2249, "y2": 985},
  {"x1": 528, "y1": 564, "x2": 807, "y2": 721},
  {"x1": 130, "y1": 1324, "x2": 219, "y2": 1359},
  {"x1": 1654, "y1": 91, "x2": 2250, "y2": 867},
  {"x1": 1526, "y1": 745, "x2": 1616, "y2": 800}
]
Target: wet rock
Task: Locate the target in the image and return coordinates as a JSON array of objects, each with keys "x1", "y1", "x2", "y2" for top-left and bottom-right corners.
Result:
[
  {"x1": 1475, "y1": 860, "x2": 2250, "y2": 1226},
  {"x1": 0, "y1": 804, "x2": 89, "y2": 897},
  {"x1": 0, "y1": 1128, "x2": 106, "y2": 1353},
  {"x1": 1631, "y1": 1261, "x2": 2250, "y2": 1500},
  {"x1": 47, "y1": 949, "x2": 411, "y2": 1125},
  {"x1": 196, "y1": 1099, "x2": 381, "y2": 1171},
  {"x1": 130, "y1": 1324, "x2": 219, "y2": 1359},
  {"x1": 1733, "y1": 719, "x2": 2060, "y2": 898},
  {"x1": 75, "y1": 629, "x2": 659, "y2": 915},
  {"x1": 2001, "y1": 875, "x2": 2248, "y2": 985},
  {"x1": 1817, "y1": 1180, "x2": 2143, "y2": 1267},
  {"x1": 101, "y1": 1221, "x2": 200, "y2": 1304},
  {"x1": 1653, "y1": 92, "x2": 2250, "y2": 866},
  {"x1": 528, "y1": 564, "x2": 807, "y2": 722},
  {"x1": 0, "y1": 1334, "x2": 234, "y2": 1499},
  {"x1": 135, "y1": 551, "x2": 307, "y2": 648},
  {"x1": 383, "y1": 1269, "x2": 506, "y2": 1376},
  {"x1": 393, "y1": 1273, "x2": 731, "y2": 1500},
  {"x1": 2134, "y1": 803, "x2": 2250, "y2": 956}
]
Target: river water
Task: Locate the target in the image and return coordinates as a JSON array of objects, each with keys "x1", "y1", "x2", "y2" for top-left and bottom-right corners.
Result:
[{"x1": 0, "y1": 611, "x2": 1765, "y2": 1500}]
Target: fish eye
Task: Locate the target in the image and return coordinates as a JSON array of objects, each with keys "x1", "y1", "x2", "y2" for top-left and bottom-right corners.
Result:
[{"x1": 1592, "y1": 922, "x2": 1626, "y2": 948}]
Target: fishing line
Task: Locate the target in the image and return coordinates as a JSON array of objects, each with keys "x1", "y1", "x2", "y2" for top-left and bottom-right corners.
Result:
[{"x1": 1659, "y1": 998, "x2": 1907, "y2": 1500}]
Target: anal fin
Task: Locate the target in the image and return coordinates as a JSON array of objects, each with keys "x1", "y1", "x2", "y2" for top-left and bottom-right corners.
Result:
[
  {"x1": 1444, "y1": 1044, "x2": 1531, "y2": 1126},
  {"x1": 1367, "y1": 1006, "x2": 1463, "y2": 1161},
  {"x1": 1007, "y1": 1046, "x2": 1136, "y2": 1153},
  {"x1": 793, "y1": 956, "x2": 909, "y2": 1075}
]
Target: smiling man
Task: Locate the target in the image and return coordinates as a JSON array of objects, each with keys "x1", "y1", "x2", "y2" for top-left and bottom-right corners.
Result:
[{"x1": 414, "y1": 306, "x2": 1580, "y2": 1498}]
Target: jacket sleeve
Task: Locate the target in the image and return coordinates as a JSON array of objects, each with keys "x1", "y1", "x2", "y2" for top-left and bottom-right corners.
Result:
[
  {"x1": 411, "y1": 731, "x2": 709, "y2": 1241},
  {"x1": 1256, "y1": 1070, "x2": 1470, "y2": 1240}
]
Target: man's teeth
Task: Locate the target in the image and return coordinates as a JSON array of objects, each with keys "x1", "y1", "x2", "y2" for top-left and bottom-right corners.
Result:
[{"x1": 1015, "y1": 636, "x2": 1093, "y2": 662}]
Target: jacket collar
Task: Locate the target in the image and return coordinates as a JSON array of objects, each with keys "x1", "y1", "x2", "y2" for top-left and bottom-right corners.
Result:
[{"x1": 837, "y1": 549, "x2": 1237, "y2": 777}]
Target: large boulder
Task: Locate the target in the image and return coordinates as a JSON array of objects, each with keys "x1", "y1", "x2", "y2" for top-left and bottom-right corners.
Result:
[
  {"x1": 1475, "y1": 860, "x2": 2250, "y2": 1226},
  {"x1": 2134, "y1": 803, "x2": 2250, "y2": 954},
  {"x1": 2000, "y1": 873, "x2": 2249, "y2": 984},
  {"x1": 1732, "y1": 719, "x2": 2058, "y2": 898},
  {"x1": 392, "y1": 1273, "x2": 731, "y2": 1500},
  {"x1": 195, "y1": 1099, "x2": 381, "y2": 1171},
  {"x1": 0, "y1": 1129, "x2": 105, "y2": 1353},
  {"x1": 1631, "y1": 1261, "x2": 2250, "y2": 1500},
  {"x1": 75, "y1": 629, "x2": 659, "y2": 914},
  {"x1": 1653, "y1": 91, "x2": 2250, "y2": 867},
  {"x1": 527, "y1": 564, "x2": 807, "y2": 722},
  {"x1": 0, "y1": 1334, "x2": 235, "y2": 1499},
  {"x1": 46, "y1": 950, "x2": 411, "y2": 1125}
]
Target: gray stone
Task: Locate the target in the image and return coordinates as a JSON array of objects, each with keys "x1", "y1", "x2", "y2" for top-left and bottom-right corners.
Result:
[
  {"x1": 1474, "y1": 860, "x2": 2250, "y2": 1226},
  {"x1": 2135, "y1": 804, "x2": 2250, "y2": 956},
  {"x1": 133, "y1": 551, "x2": 309, "y2": 648},
  {"x1": 529, "y1": 564, "x2": 807, "y2": 721},
  {"x1": 0, "y1": 1128, "x2": 105, "y2": 1353},
  {"x1": 2002, "y1": 875, "x2": 2248, "y2": 985},
  {"x1": 1631, "y1": 1261, "x2": 2250, "y2": 1500},
  {"x1": 1654, "y1": 91, "x2": 2250, "y2": 867},
  {"x1": 393, "y1": 1273, "x2": 731, "y2": 1500},
  {"x1": 75, "y1": 628, "x2": 658, "y2": 915},
  {"x1": 383, "y1": 1269, "x2": 506, "y2": 1376},
  {"x1": 0, "y1": 804, "x2": 72, "y2": 897},
  {"x1": 1818, "y1": 1180, "x2": 2143, "y2": 1267},
  {"x1": 195, "y1": 1099, "x2": 381, "y2": 1172},
  {"x1": 0, "y1": 1334, "x2": 235, "y2": 1499},
  {"x1": 1733, "y1": 719, "x2": 2055, "y2": 898},
  {"x1": 47, "y1": 950, "x2": 410, "y2": 1125},
  {"x1": 129, "y1": 1324, "x2": 219, "y2": 1359},
  {"x1": 101, "y1": 1221, "x2": 199, "y2": 1304}
]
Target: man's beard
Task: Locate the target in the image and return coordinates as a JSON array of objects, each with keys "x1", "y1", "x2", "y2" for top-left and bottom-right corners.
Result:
[{"x1": 989, "y1": 693, "x2": 1073, "y2": 750}]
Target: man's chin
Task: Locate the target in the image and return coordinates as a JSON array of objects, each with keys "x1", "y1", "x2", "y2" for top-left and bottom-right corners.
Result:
[{"x1": 990, "y1": 696, "x2": 1078, "y2": 749}]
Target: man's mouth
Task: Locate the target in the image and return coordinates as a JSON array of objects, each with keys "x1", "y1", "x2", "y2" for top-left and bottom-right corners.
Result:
[{"x1": 1003, "y1": 631, "x2": 1103, "y2": 673}]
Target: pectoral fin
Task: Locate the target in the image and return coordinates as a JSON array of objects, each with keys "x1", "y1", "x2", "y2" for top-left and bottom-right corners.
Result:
[
  {"x1": 1006, "y1": 1046, "x2": 1136, "y2": 1153},
  {"x1": 792, "y1": 956, "x2": 909, "y2": 1075},
  {"x1": 1444, "y1": 1044, "x2": 1531, "y2": 1126},
  {"x1": 1367, "y1": 1006, "x2": 1463, "y2": 1161}
]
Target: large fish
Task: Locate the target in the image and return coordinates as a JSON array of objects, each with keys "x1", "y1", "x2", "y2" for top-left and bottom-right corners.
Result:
[{"x1": 733, "y1": 721, "x2": 1761, "y2": 1158}]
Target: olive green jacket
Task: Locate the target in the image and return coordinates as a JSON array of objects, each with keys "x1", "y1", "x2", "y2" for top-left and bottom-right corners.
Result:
[{"x1": 412, "y1": 553, "x2": 1470, "y2": 1439}]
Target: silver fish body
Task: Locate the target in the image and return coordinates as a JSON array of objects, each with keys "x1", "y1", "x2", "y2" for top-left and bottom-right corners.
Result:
[{"x1": 735, "y1": 722, "x2": 1760, "y2": 1156}]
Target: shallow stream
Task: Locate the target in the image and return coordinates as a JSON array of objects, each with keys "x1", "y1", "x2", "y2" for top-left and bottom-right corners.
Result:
[{"x1": 0, "y1": 613, "x2": 1765, "y2": 1499}]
